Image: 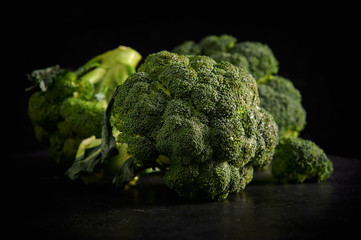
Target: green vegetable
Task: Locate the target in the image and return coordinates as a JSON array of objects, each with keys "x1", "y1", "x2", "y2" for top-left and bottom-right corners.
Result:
[
  {"x1": 173, "y1": 34, "x2": 278, "y2": 82},
  {"x1": 173, "y1": 34, "x2": 306, "y2": 139},
  {"x1": 258, "y1": 76, "x2": 306, "y2": 138},
  {"x1": 271, "y1": 137, "x2": 333, "y2": 183},
  {"x1": 27, "y1": 46, "x2": 141, "y2": 168},
  {"x1": 173, "y1": 34, "x2": 330, "y2": 183},
  {"x1": 68, "y1": 51, "x2": 279, "y2": 201}
]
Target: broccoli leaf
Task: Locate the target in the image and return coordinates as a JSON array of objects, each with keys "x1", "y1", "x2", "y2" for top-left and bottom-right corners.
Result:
[
  {"x1": 101, "y1": 86, "x2": 120, "y2": 161},
  {"x1": 101, "y1": 85, "x2": 140, "y2": 189},
  {"x1": 26, "y1": 65, "x2": 62, "y2": 92},
  {"x1": 66, "y1": 137, "x2": 102, "y2": 180},
  {"x1": 66, "y1": 86, "x2": 121, "y2": 182},
  {"x1": 112, "y1": 157, "x2": 138, "y2": 188}
]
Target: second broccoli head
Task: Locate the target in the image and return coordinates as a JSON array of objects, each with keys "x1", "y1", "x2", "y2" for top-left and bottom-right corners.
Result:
[
  {"x1": 109, "y1": 51, "x2": 278, "y2": 200},
  {"x1": 258, "y1": 76, "x2": 306, "y2": 138},
  {"x1": 27, "y1": 46, "x2": 142, "y2": 168},
  {"x1": 172, "y1": 34, "x2": 278, "y2": 82},
  {"x1": 27, "y1": 69, "x2": 105, "y2": 167}
]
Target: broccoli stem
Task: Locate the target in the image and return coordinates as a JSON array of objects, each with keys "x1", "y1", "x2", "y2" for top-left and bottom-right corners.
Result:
[
  {"x1": 113, "y1": 46, "x2": 143, "y2": 67},
  {"x1": 79, "y1": 67, "x2": 107, "y2": 85},
  {"x1": 78, "y1": 46, "x2": 142, "y2": 101},
  {"x1": 82, "y1": 46, "x2": 142, "y2": 72}
]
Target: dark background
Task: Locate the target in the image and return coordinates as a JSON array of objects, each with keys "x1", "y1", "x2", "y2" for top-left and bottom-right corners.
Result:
[
  {"x1": 5, "y1": 7, "x2": 361, "y2": 239},
  {"x1": 7, "y1": 6, "x2": 360, "y2": 159}
]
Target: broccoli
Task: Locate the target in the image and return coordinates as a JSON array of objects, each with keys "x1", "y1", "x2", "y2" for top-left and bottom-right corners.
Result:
[
  {"x1": 258, "y1": 76, "x2": 306, "y2": 138},
  {"x1": 67, "y1": 51, "x2": 278, "y2": 201},
  {"x1": 271, "y1": 137, "x2": 333, "y2": 183},
  {"x1": 173, "y1": 34, "x2": 278, "y2": 82},
  {"x1": 173, "y1": 34, "x2": 331, "y2": 184},
  {"x1": 173, "y1": 34, "x2": 306, "y2": 139},
  {"x1": 231, "y1": 41, "x2": 279, "y2": 82},
  {"x1": 27, "y1": 46, "x2": 141, "y2": 168}
]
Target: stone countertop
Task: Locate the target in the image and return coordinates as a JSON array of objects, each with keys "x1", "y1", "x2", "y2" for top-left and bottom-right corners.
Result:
[{"x1": 9, "y1": 152, "x2": 361, "y2": 239}]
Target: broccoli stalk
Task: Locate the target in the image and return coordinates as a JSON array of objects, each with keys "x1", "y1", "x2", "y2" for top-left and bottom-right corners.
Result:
[
  {"x1": 67, "y1": 51, "x2": 279, "y2": 201},
  {"x1": 76, "y1": 46, "x2": 142, "y2": 102},
  {"x1": 27, "y1": 46, "x2": 141, "y2": 168}
]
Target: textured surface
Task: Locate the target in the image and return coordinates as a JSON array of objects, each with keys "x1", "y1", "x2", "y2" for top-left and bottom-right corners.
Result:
[{"x1": 9, "y1": 152, "x2": 361, "y2": 239}]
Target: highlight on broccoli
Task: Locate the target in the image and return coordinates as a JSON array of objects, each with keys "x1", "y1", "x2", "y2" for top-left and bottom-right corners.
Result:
[
  {"x1": 173, "y1": 34, "x2": 306, "y2": 139},
  {"x1": 27, "y1": 46, "x2": 142, "y2": 168},
  {"x1": 271, "y1": 137, "x2": 333, "y2": 183},
  {"x1": 67, "y1": 51, "x2": 279, "y2": 201}
]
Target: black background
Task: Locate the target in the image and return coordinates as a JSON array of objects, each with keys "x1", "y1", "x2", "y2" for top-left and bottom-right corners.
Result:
[
  {"x1": 6, "y1": 6, "x2": 360, "y2": 159},
  {"x1": 5, "y1": 7, "x2": 361, "y2": 239}
]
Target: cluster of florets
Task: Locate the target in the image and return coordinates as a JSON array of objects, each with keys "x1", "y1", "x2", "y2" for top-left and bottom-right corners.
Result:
[
  {"x1": 109, "y1": 51, "x2": 278, "y2": 200},
  {"x1": 174, "y1": 35, "x2": 332, "y2": 185},
  {"x1": 173, "y1": 34, "x2": 306, "y2": 139},
  {"x1": 28, "y1": 69, "x2": 105, "y2": 167},
  {"x1": 27, "y1": 46, "x2": 141, "y2": 168}
]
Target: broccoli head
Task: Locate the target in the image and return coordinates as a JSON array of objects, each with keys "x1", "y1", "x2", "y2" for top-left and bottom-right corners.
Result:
[
  {"x1": 258, "y1": 76, "x2": 306, "y2": 138},
  {"x1": 271, "y1": 137, "x2": 333, "y2": 183},
  {"x1": 107, "y1": 51, "x2": 278, "y2": 200},
  {"x1": 27, "y1": 46, "x2": 141, "y2": 168},
  {"x1": 231, "y1": 41, "x2": 278, "y2": 82},
  {"x1": 172, "y1": 34, "x2": 278, "y2": 82}
]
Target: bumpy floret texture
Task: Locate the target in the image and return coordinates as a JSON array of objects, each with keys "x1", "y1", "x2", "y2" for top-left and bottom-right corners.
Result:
[
  {"x1": 231, "y1": 41, "x2": 278, "y2": 81},
  {"x1": 28, "y1": 46, "x2": 141, "y2": 168},
  {"x1": 173, "y1": 34, "x2": 305, "y2": 138},
  {"x1": 258, "y1": 76, "x2": 306, "y2": 138},
  {"x1": 110, "y1": 51, "x2": 278, "y2": 200},
  {"x1": 28, "y1": 70, "x2": 105, "y2": 168},
  {"x1": 271, "y1": 137, "x2": 333, "y2": 183},
  {"x1": 173, "y1": 34, "x2": 278, "y2": 82}
]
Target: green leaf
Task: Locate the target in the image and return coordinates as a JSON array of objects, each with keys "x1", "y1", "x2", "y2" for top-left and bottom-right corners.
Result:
[
  {"x1": 100, "y1": 86, "x2": 140, "y2": 189},
  {"x1": 101, "y1": 86, "x2": 120, "y2": 161},
  {"x1": 66, "y1": 86, "x2": 121, "y2": 182},
  {"x1": 26, "y1": 65, "x2": 62, "y2": 92},
  {"x1": 112, "y1": 157, "x2": 138, "y2": 188},
  {"x1": 66, "y1": 136, "x2": 102, "y2": 180}
]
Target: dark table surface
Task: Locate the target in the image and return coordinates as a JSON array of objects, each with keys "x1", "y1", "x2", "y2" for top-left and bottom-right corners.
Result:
[{"x1": 8, "y1": 152, "x2": 361, "y2": 239}]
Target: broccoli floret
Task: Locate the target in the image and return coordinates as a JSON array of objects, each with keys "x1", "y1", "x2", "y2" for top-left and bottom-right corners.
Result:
[
  {"x1": 172, "y1": 34, "x2": 278, "y2": 82},
  {"x1": 48, "y1": 135, "x2": 83, "y2": 167},
  {"x1": 60, "y1": 97, "x2": 105, "y2": 138},
  {"x1": 258, "y1": 76, "x2": 306, "y2": 138},
  {"x1": 210, "y1": 52, "x2": 249, "y2": 73},
  {"x1": 99, "y1": 51, "x2": 278, "y2": 200},
  {"x1": 172, "y1": 41, "x2": 201, "y2": 55},
  {"x1": 271, "y1": 137, "x2": 333, "y2": 183},
  {"x1": 231, "y1": 41, "x2": 278, "y2": 82},
  {"x1": 199, "y1": 34, "x2": 237, "y2": 55},
  {"x1": 45, "y1": 70, "x2": 94, "y2": 101},
  {"x1": 27, "y1": 46, "x2": 141, "y2": 168},
  {"x1": 28, "y1": 91, "x2": 62, "y2": 130}
]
